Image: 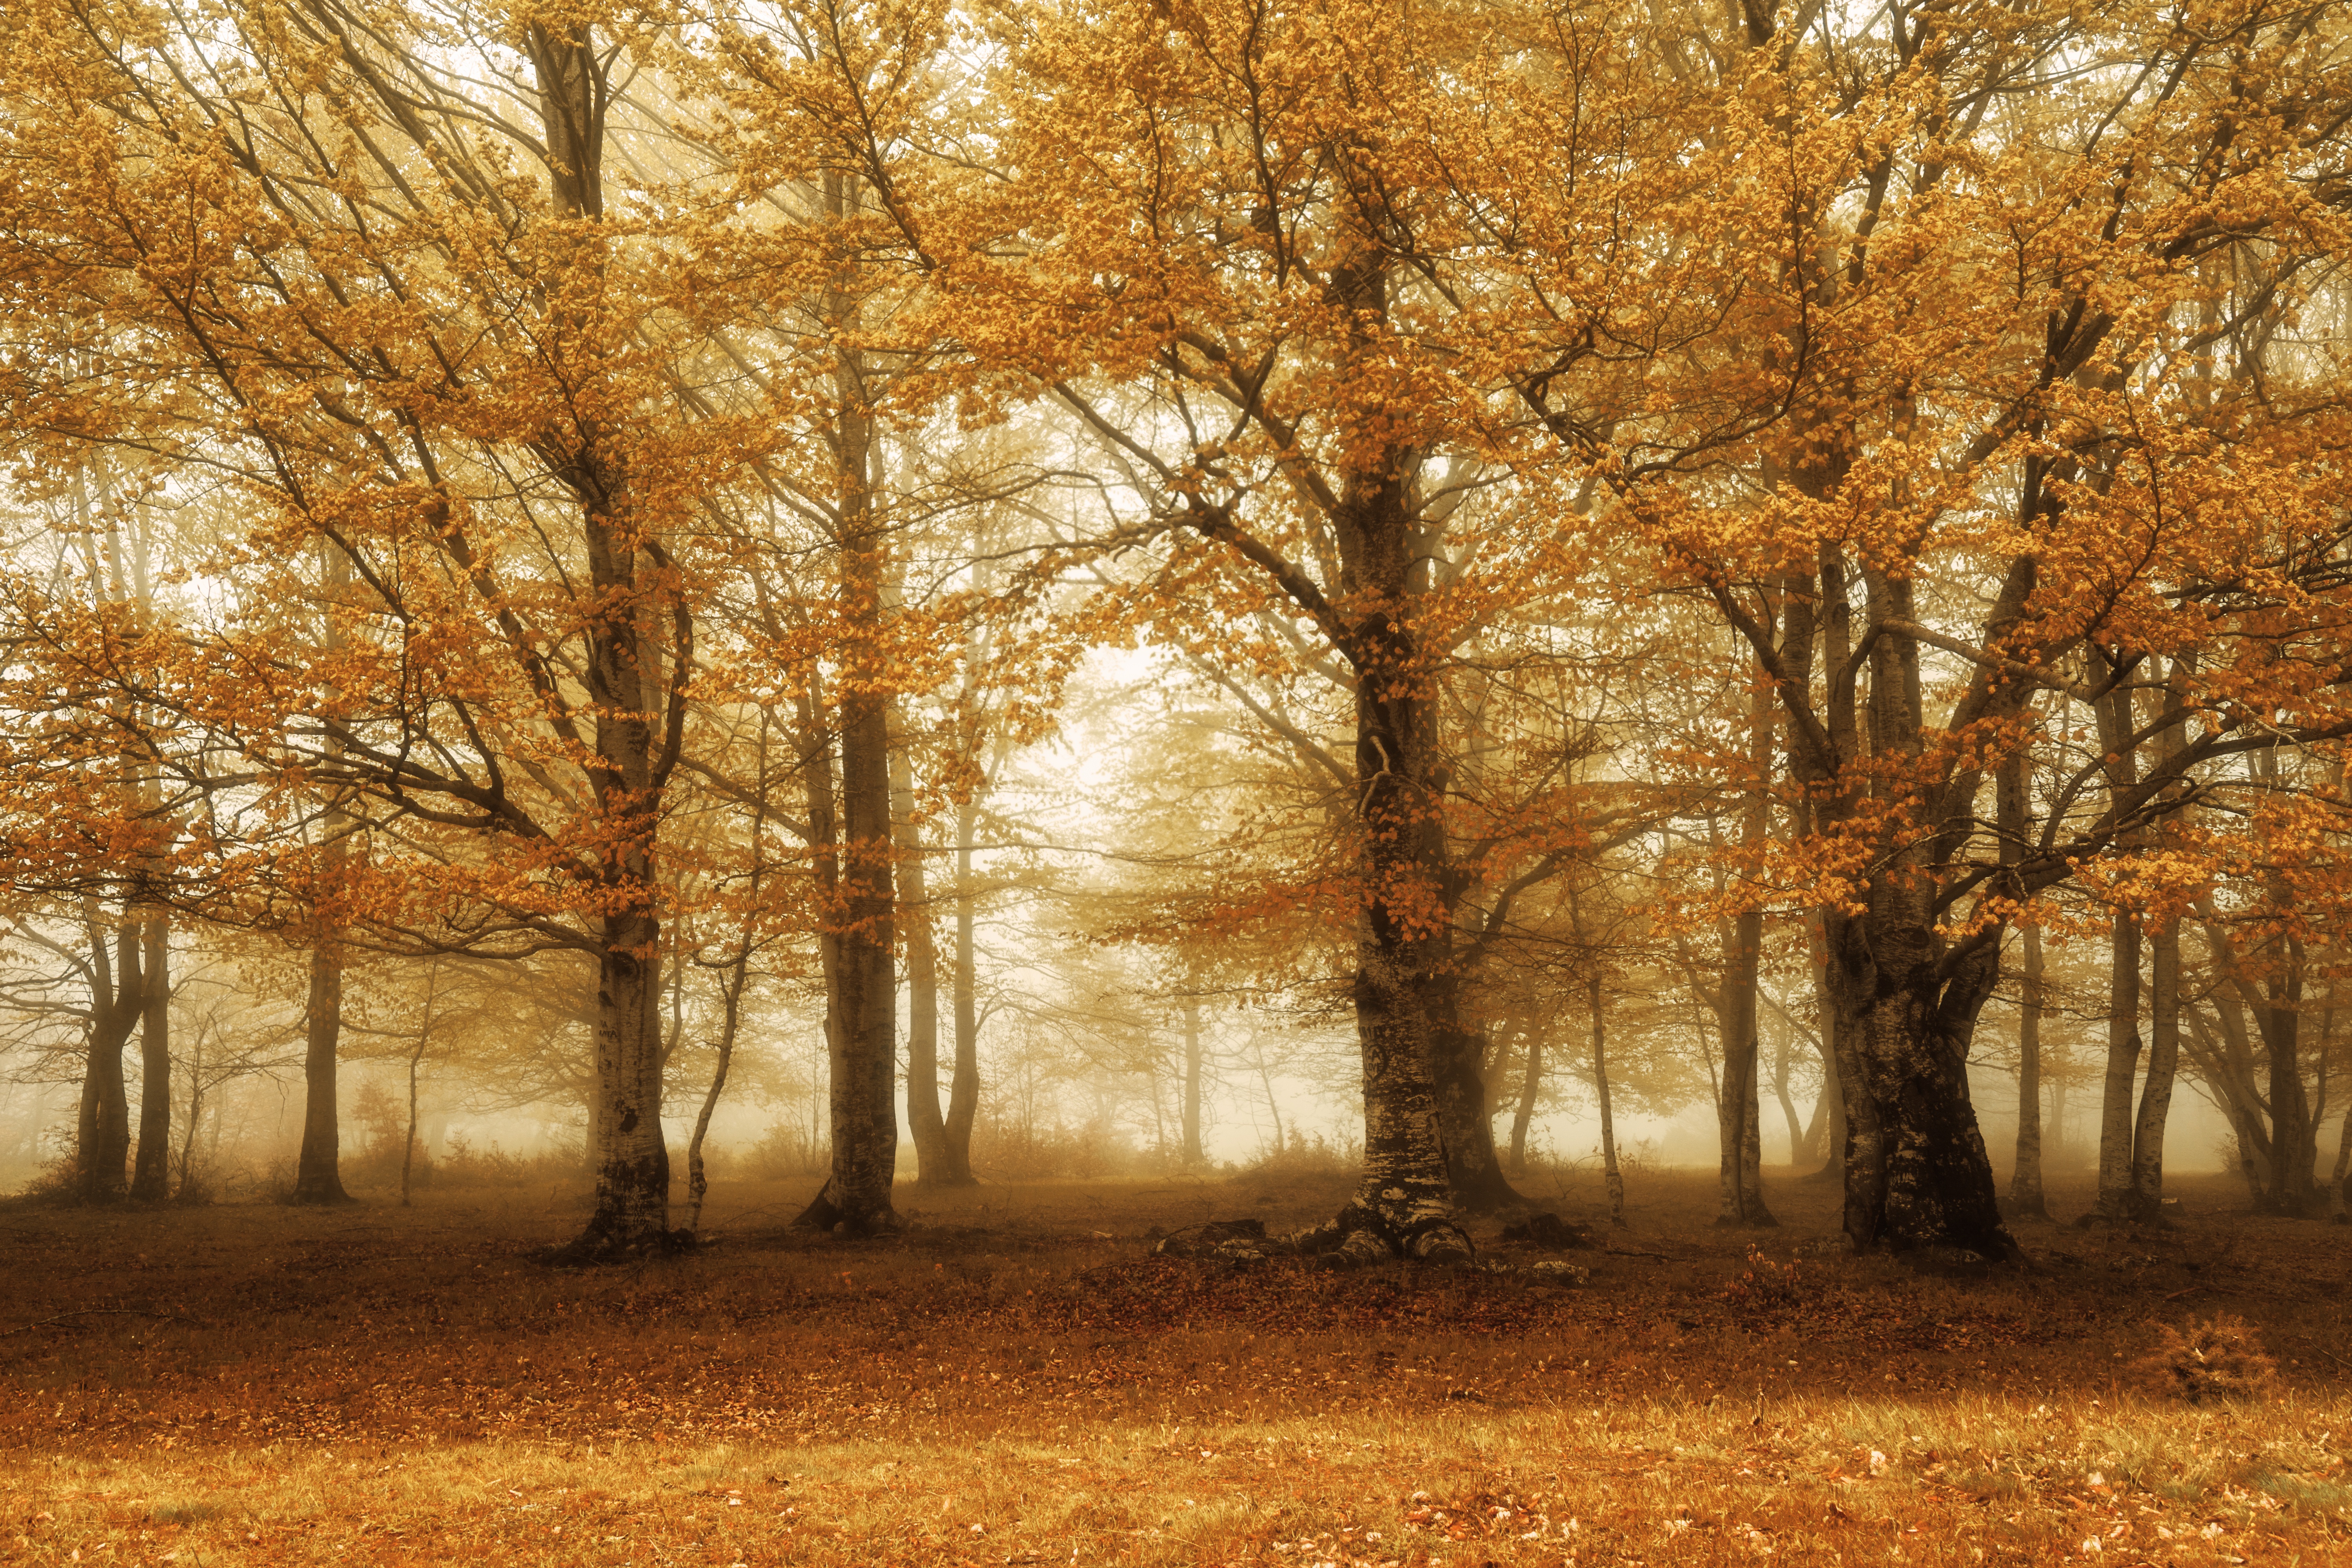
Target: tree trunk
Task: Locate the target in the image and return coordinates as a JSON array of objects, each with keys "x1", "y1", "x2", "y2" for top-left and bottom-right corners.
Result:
[
  {"x1": 292, "y1": 932, "x2": 352, "y2": 1204},
  {"x1": 293, "y1": 539, "x2": 352, "y2": 1207},
  {"x1": 2129, "y1": 918, "x2": 2180, "y2": 1220},
  {"x1": 1436, "y1": 1010, "x2": 1523, "y2": 1212},
  {"x1": 940, "y1": 798, "x2": 981, "y2": 1184},
  {"x1": 129, "y1": 909, "x2": 172, "y2": 1201},
  {"x1": 2092, "y1": 903, "x2": 2143, "y2": 1222},
  {"x1": 1509, "y1": 1022, "x2": 1542, "y2": 1175},
  {"x1": 688, "y1": 947, "x2": 749, "y2": 1235},
  {"x1": 1770, "y1": 1024, "x2": 1801, "y2": 1167},
  {"x1": 1715, "y1": 906, "x2": 1775, "y2": 1226},
  {"x1": 401, "y1": 960, "x2": 439, "y2": 1209},
  {"x1": 794, "y1": 314, "x2": 898, "y2": 1236},
  {"x1": 2010, "y1": 924, "x2": 2048, "y2": 1220},
  {"x1": 1591, "y1": 975, "x2": 1624, "y2": 1227},
  {"x1": 2261, "y1": 955, "x2": 2315, "y2": 1215},
  {"x1": 1822, "y1": 906, "x2": 2012, "y2": 1258},
  {"x1": 895, "y1": 709, "x2": 951, "y2": 1185},
  {"x1": 76, "y1": 906, "x2": 138, "y2": 1204},
  {"x1": 1181, "y1": 996, "x2": 1205, "y2": 1166}
]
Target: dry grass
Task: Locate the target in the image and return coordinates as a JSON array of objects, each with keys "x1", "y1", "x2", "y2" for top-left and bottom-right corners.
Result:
[{"x1": 4, "y1": 1167, "x2": 2349, "y2": 1565}]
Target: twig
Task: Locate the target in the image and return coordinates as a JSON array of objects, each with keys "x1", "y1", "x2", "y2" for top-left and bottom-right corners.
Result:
[
  {"x1": 1602, "y1": 1247, "x2": 1671, "y2": 1262},
  {"x1": 0, "y1": 1308, "x2": 195, "y2": 1338},
  {"x1": 2161, "y1": 1285, "x2": 2205, "y2": 1301}
]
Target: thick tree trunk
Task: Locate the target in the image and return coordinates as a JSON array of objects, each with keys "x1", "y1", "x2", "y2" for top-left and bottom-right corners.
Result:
[
  {"x1": 2261, "y1": 959, "x2": 2315, "y2": 1215},
  {"x1": 1181, "y1": 996, "x2": 1204, "y2": 1166},
  {"x1": 77, "y1": 910, "x2": 138, "y2": 1204},
  {"x1": 1436, "y1": 1009, "x2": 1523, "y2": 1212},
  {"x1": 2129, "y1": 918, "x2": 2180, "y2": 1220},
  {"x1": 291, "y1": 932, "x2": 352, "y2": 1204},
  {"x1": 2010, "y1": 924, "x2": 2048, "y2": 1219},
  {"x1": 795, "y1": 326, "x2": 898, "y2": 1236},
  {"x1": 129, "y1": 910, "x2": 171, "y2": 1201},
  {"x1": 1824, "y1": 911, "x2": 2014, "y2": 1258},
  {"x1": 1591, "y1": 975, "x2": 1624, "y2": 1226}
]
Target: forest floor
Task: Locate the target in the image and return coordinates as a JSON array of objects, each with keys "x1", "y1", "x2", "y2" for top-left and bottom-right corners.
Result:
[{"x1": 2, "y1": 1165, "x2": 2348, "y2": 1567}]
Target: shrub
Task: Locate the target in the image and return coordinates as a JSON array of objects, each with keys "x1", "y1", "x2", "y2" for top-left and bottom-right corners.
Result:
[{"x1": 2141, "y1": 1313, "x2": 2276, "y2": 1405}]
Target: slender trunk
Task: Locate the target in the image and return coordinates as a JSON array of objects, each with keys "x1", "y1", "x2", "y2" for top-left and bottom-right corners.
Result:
[
  {"x1": 1770, "y1": 1025, "x2": 1801, "y2": 1167},
  {"x1": 2129, "y1": 917, "x2": 2180, "y2": 1219},
  {"x1": 688, "y1": 947, "x2": 749, "y2": 1235},
  {"x1": 1716, "y1": 657, "x2": 1775, "y2": 1225},
  {"x1": 1716, "y1": 909, "x2": 1775, "y2": 1226},
  {"x1": 2093, "y1": 904, "x2": 2143, "y2": 1221},
  {"x1": 401, "y1": 960, "x2": 439, "y2": 1208},
  {"x1": 1591, "y1": 975, "x2": 1624, "y2": 1227},
  {"x1": 1999, "y1": 743, "x2": 2047, "y2": 1220},
  {"x1": 894, "y1": 707, "x2": 949, "y2": 1184},
  {"x1": 1181, "y1": 996, "x2": 1204, "y2": 1166},
  {"x1": 294, "y1": 539, "x2": 352, "y2": 1206},
  {"x1": 2011, "y1": 924, "x2": 2048, "y2": 1219},
  {"x1": 129, "y1": 909, "x2": 171, "y2": 1201},
  {"x1": 176, "y1": 1017, "x2": 202, "y2": 1198},
  {"x1": 1510, "y1": 1022, "x2": 1542, "y2": 1175},
  {"x1": 1254, "y1": 1038, "x2": 1285, "y2": 1150},
  {"x1": 941, "y1": 797, "x2": 981, "y2": 1184},
  {"x1": 1806, "y1": 911, "x2": 1846, "y2": 1180}
]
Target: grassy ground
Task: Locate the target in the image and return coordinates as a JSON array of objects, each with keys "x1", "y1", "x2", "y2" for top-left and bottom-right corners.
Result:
[{"x1": 3, "y1": 1165, "x2": 2348, "y2": 1566}]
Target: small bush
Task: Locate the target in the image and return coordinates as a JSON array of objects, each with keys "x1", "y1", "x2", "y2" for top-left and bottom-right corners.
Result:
[
  {"x1": 1238, "y1": 1127, "x2": 1359, "y2": 1179},
  {"x1": 2141, "y1": 1312, "x2": 2276, "y2": 1405},
  {"x1": 1720, "y1": 1246, "x2": 1809, "y2": 1317}
]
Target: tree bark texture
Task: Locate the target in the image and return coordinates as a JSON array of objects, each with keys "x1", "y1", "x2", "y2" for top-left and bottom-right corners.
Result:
[
  {"x1": 2010, "y1": 924, "x2": 2049, "y2": 1219},
  {"x1": 292, "y1": 931, "x2": 352, "y2": 1204},
  {"x1": 76, "y1": 905, "x2": 139, "y2": 1203},
  {"x1": 794, "y1": 315, "x2": 898, "y2": 1235},
  {"x1": 129, "y1": 909, "x2": 171, "y2": 1201},
  {"x1": 2129, "y1": 918, "x2": 2180, "y2": 1219},
  {"x1": 894, "y1": 708, "x2": 950, "y2": 1185},
  {"x1": 1716, "y1": 909, "x2": 1775, "y2": 1226}
]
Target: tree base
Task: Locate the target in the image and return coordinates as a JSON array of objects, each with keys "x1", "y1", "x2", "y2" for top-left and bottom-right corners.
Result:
[
  {"x1": 543, "y1": 1227, "x2": 697, "y2": 1267},
  {"x1": 791, "y1": 1183, "x2": 900, "y2": 1236}
]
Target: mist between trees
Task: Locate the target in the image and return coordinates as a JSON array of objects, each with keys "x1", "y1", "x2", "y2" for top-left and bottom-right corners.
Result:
[{"x1": 1, "y1": 0, "x2": 2349, "y2": 1261}]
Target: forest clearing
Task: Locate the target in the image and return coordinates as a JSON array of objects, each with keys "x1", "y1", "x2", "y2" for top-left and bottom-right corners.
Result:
[{"x1": 6, "y1": 1169, "x2": 2350, "y2": 1567}]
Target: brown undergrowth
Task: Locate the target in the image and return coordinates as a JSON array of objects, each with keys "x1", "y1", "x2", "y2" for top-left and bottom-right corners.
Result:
[{"x1": 3, "y1": 1169, "x2": 2348, "y2": 1565}]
